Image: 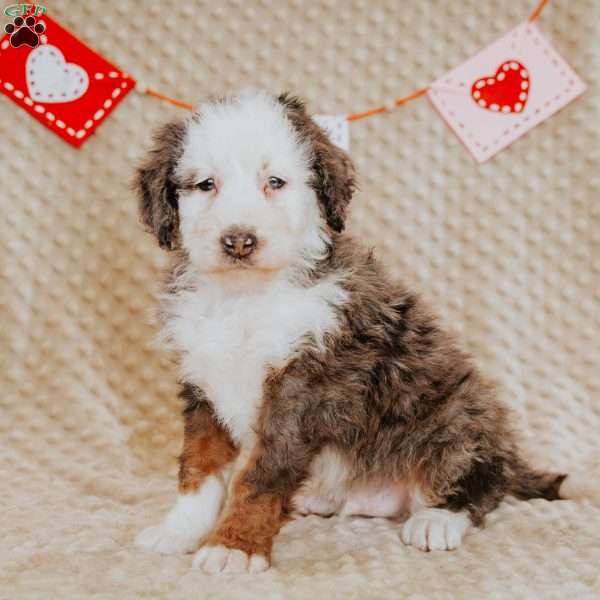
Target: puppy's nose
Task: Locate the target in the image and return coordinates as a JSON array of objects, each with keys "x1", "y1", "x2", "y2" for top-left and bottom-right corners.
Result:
[{"x1": 221, "y1": 231, "x2": 257, "y2": 259}]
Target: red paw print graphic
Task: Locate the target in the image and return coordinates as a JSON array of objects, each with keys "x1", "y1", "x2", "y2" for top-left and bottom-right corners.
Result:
[{"x1": 5, "y1": 15, "x2": 45, "y2": 48}]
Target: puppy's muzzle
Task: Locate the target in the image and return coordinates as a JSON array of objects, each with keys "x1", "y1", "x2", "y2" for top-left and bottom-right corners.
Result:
[{"x1": 221, "y1": 229, "x2": 258, "y2": 260}]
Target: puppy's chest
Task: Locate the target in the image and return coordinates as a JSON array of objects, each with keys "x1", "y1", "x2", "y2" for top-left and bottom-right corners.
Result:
[{"x1": 165, "y1": 278, "x2": 345, "y2": 446}]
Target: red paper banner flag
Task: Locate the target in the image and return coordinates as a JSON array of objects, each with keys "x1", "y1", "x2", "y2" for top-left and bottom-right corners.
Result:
[{"x1": 0, "y1": 12, "x2": 135, "y2": 147}]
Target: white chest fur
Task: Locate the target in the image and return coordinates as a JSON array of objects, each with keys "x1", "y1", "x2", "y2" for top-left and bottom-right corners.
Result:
[{"x1": 161, "y1": 271, "x2": 347, "y2": 446}]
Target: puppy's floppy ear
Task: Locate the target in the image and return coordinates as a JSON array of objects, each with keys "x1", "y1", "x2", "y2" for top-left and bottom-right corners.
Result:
[
  {"x1": 278, "y1": 93, "x2": 356, "y2": 233},
  {"x1": 134, "y1": 119, "x2": 186, "y2": 250},
  {"x1": 311, "y1": 133, "x2": 356, "y2": 233}
]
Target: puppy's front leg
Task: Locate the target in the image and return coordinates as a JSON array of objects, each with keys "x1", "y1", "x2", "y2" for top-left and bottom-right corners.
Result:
[
  {"x1": 192, "y1": 447, "x2": 283, "y2": 574},
  {"x1": 135, "y1": 385, "x2": 238, "y2": 554},
  {"x1": 193, "y1": 399, "x2": 318, "y2": 574}
]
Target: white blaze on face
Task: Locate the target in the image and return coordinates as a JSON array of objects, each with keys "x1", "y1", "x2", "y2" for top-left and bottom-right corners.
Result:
[{"x1": 175, "y1": 90, "x2": 327, "y2": 274}]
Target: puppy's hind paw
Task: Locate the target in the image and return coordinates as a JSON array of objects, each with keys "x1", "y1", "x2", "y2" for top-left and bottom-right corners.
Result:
[
  {"x1": 400, "y1": 508, "x2": 471, "y2": 552},
  {"x1": 135, "y1": 523, "x2": 201, "y2": 555},
  {"x1": 292, "y1": 492, "x2": 339, "y2": 516},
  {"x1": 192, "y1": 545, "x2": 269, "y2": 574}
]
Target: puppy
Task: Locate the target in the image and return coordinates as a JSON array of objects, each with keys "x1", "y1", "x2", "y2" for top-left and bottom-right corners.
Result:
[{"x1": 134, "y1": 89, "x2": 596, "y2": 574}]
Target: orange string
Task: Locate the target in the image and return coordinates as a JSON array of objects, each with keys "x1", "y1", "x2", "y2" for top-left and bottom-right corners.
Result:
[
  {"x1": 528, "y1": 0, "x2": 550, "y2": 21},
  {"x1": 141, "y1": 0, "x2": 550, "y2": 121},
  {"x1": 144, "y1": 88, "x2": 194, "y2": 110},
  {"x1": 346, "y1": 87, "x2": 428, "y2": 122}
]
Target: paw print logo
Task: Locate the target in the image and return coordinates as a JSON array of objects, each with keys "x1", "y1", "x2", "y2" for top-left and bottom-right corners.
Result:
[{"x1": 5, "y1": 15, "x2": 45, "y2": 48}]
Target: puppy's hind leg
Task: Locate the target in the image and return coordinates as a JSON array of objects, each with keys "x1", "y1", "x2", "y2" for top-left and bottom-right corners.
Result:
[
  {"x1": 292, "y1": 447, "x2": 351, "y2": 517},
  {"x1": 400, "y1": 505, "x2": 472, "y2": 551},
  {"x1": 401, "y1": 456, "x2": 510, "y2": 552},
  {"x1": 135, "y1": 385, "x2": 239, "y2": 554}
]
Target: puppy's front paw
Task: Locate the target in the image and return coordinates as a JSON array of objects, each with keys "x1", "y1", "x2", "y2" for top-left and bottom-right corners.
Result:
[
  {"x1": 400, "y1": 508, "x2": 471, "y2": 551},
  {"x1": 135, "y1": 482, "x2": 225, "y2": 555},
  {"x1": 192, "y1": 545, "x2": 269, "y2": 574},
  {"x1": 135, "y1": 523, "x2": 201, "y2": 555}
]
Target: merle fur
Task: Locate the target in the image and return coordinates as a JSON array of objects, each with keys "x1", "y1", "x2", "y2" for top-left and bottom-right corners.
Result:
[{"x1": 136, "y1": 93, "x2": 567, "y2": 532}]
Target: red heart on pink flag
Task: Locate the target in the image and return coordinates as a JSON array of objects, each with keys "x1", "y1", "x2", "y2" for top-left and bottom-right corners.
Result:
[{"x1": 471, "y1": 60, "x2": 530, "y2": 114}]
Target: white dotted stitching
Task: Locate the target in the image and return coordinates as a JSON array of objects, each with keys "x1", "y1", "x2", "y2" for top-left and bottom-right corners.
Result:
[
  {"x1": 471, "y1": 60, "x2": 529, "y2": 114},
  {"x1": 433, "y1": 26, "x2": 580, "y2": 158},
  {"x1": 0, "y1": 62, "x2": 133, "y2": 143}
]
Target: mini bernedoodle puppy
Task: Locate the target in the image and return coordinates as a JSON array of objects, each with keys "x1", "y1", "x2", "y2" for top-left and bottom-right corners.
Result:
[{"x1": 134, "y1": 89, "x2": 596, "y2": 574}]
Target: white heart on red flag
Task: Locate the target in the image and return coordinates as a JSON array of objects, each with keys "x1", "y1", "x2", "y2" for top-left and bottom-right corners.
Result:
[
  {"x1": 26, "y1": 44, "x2": 89, "y2": 103},
  {"x1": 0, "y1": 15, "x2": 135, "y2": 147}
]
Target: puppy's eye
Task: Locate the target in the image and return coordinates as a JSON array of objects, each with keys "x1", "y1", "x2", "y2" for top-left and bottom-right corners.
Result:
[
  {"x1": 267, "y1": 176, "x2": 286, "y2": 190},
  {"x1": 197, "y1": 178, "x2": 215, "y2": 192}
]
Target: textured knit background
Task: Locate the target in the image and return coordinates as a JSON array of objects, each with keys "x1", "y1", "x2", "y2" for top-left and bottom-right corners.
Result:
[{"x1": 1, "y1": 0, "x2": 599, "y2": 598}]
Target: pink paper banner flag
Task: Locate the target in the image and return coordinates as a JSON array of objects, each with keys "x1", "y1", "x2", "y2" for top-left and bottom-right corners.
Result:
[{"x1": 427, "y1": 23, "x2": 586, "y2": 163}]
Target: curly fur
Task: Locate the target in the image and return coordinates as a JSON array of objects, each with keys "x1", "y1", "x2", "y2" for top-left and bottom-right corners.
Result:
[{"x1": 134, "y1": 90, "x2": 580, "y2": 573}]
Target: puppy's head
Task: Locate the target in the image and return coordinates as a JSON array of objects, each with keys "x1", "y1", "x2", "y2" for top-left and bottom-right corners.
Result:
[{"x1": 135, "y1": 90, "x2": 355, "y2": 274}]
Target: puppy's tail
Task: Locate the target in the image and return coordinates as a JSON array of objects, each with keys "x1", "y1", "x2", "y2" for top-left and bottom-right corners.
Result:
[{"x1": 509, "y1": 459, "x2": 600, "y2": 504}]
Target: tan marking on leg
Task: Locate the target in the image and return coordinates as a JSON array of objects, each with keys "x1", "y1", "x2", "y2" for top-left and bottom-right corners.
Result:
[
  {"x1": 204, "y1": 448, "x2": 285, "y2": 560},
  {"x1": 135, "y1": 406, "x2": 238, "y2": 555},
  {"x1": 178, "y1": 408, "x2": 239, "y2": 493}
]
